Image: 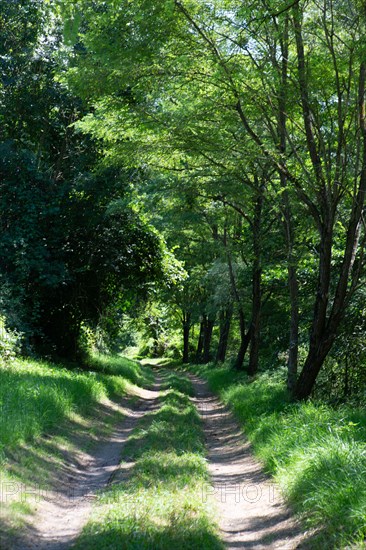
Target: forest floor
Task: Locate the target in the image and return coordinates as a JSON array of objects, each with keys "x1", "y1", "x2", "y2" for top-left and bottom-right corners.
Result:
[{"x1": 2, "y1": 364, "x2": 307, "y2": 549}]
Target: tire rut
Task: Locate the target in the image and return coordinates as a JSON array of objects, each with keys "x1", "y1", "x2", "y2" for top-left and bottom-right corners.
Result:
[
  {"x1": 189, "y1": 374, "x2": 307, "y2": 550},
  {"x1": 10, "y1": 379, "x2": 162, "y2": 550}
]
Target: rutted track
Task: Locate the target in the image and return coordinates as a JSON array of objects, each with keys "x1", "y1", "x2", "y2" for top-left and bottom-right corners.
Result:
[
  {"x1": 189, "y1": 374, "x2": 306, "y2": 549},
  {"x1": 6, "y1": 370, "x2": 307, "y2": 549},
  {"x1": 9, "y1": 381, "x2": 161, "y2": 550}
]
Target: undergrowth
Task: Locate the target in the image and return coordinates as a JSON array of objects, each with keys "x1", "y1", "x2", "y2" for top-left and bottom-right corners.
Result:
[
  {"x1": 189, "y1": 363, "x2": 366, "y2": 549},
  {"x1": 75, "y1": 371, "x2": 223, "y2": 550}
]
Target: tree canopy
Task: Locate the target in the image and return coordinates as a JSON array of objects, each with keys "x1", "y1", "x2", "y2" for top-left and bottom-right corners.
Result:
[{"x1": 1, "y1": 0, "x2": 366, "y2": 400}]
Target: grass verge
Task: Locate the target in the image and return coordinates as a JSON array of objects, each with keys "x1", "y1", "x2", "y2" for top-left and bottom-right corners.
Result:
[
  {"x1": 74, "y1": 370, "x2": 223, "y2": 549},
  {"x1": 188, "y1": 363, "x2": 366, "y2": 549},
  {"x1": 0, "y1": 354, "x2": 149, "y2": 545}
]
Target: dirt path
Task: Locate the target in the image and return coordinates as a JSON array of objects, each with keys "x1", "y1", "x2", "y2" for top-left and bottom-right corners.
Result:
[
  {"x1": 6, "y1": 370, "x2": 307, "y2": 550},
  {"x1": 9, "y1": 380, "x2": 161, "y2": 550},
  {"x1": 189, "y1": 374, "x2": 306, "y2": 550}
]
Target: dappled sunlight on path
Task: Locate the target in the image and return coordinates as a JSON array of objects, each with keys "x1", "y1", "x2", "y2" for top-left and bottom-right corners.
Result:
[
  {"x1": 5, "y1": 383, "x2": 161, "y2": 550},
  {"x1": 189, "y1": 375, "x2": 307, "y2": 549}
]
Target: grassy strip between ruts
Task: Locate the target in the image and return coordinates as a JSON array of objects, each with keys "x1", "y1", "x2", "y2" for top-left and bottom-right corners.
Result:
[
  {"x1": 186, "y1": 363, "x2": 366, "y2": 550},
  {"x1": 0, "y1": 354, "x2": 152, "y2": 542},
  {"x1": 74, "y1": 370, "x2": 224, "y2": 550}
]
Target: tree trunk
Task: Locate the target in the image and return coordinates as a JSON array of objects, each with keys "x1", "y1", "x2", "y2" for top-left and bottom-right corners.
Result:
[
  {"x1": 202, "y1": 317, "x2": 215, "y2": 363},
  {"x1": 226, "y1": 246, "x2": 251, "y2": 370},
  {"x1": 216, "y1": 307, "x2": 232, "y2": 362},
  {"x1": 277, "y1": 16, "x2": 299, "y2": 393},
  {"x1": 233, "y1": 308, "x2": 251, "y2": 370},
  {"x1": 287, "y1": 261, "x2": 299, "y2": 392},
  {"x1": 196, "y1": 317, "x2": 206, "y2": 362},
  {"x1": 248, "y1": 181, "x2": 263, "y2": 376},
  {"x1": 248, "y1": 272, "x2": 260, "y2": 376},
  {"x1": 294, "y1": 333, "x2": 334, "y2": 400},
  {"x1": 182, "y1": 312, "x2": 191, "y2": 363},
  {"x1": 281, "y1": 189, "x2": 299, "y2": 392},
  {"x1": 293, "y1": 221, "x2": 333, "y2": 398}
]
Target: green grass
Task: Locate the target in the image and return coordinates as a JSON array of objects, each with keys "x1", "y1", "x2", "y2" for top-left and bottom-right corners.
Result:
[
  {"x1": 189, "y1": 363, "x2": 366, "y2": 549},
  {"x1": 74, "y1": 371, "x2": 223, "y2": 550},
  {"x1": 0, "y1": 354, "x2": 148, "y2": 545},
  {"x1": 0, "y1": 355, "x2": 149, "y2": 461},
  {"x1": 85, "y1": 354, "x2": 154, "y2": 387}
]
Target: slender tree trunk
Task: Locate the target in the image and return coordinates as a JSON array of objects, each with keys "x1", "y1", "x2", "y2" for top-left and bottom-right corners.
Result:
[
  {"x1": 226, "y1": 246, "x2": 251, "y2": 370},
  {"x1": 293, "y1": 199, "x2": 364, "y2": 400},
  {"x1": 182, "y1": 312, "x2": 191, "y2": 363},
  {"x1": 248, "y1": 182, "x2": 263, "y2": 376},
  {"x1": 216, "y1": 307, "x2": 233, "y2": 362},
  {"x1": 248, "y1": 273, "x2": 260, "y2": 375},
  {"x1": 277, "y1": 15, "x2": 299, "y2": 393},
  {"x1": 293, "y1": 222, "x2": 334, "y2": 398},
  {"x1": 234, "y1": 308, "x2": 251, "y2": 370},
  {"x1": 295, "y1": 199, "x2": 366, "y2": 399},
  {"x1": 196, "y1": 317, "x2": 206, "y2": 362},
  {"x1": 203, "y1": 317, "x2": 215, "y2": 363},
  {"x1": 287, "y1": 259, "x2": 299, "y2": 391}
]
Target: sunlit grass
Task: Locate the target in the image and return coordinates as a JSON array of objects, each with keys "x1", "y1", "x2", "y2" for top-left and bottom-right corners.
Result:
[
  {"x1": 75, "y1": 371, "x2": 223, "y2": 550},
  {"x1": 0, "y1": 355, "x2": 147, "y2": 461},
  {"x1": 86, "y1": 353, "x2": 154, "y2": 387},
  {"x1": 192, "y1": 363, "x2": 366, "y2": 549},
  {"x1": 0, "y1": 354, "x2": 147, "y2": 546}
]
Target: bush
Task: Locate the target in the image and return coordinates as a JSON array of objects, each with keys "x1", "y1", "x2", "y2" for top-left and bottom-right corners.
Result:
[{"x1": 0, "y1": 317, "x2": 21, "y2": 363}]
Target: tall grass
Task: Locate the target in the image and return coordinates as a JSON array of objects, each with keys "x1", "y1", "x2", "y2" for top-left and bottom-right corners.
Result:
[
  {"x1": 192, "y1": 364, "x2": 366, "y2": 549},
  {"x1": 0, "y1": 355, "x2": 146, "y2": 463},
  {"x1": 75, "y1": 371, "x2": 223, "y2": 549},
  {"x1": 0, "y1": 354, "x2": 148, "y2": 546}
]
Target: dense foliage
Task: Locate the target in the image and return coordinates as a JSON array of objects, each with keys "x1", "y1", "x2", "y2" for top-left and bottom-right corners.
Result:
[
  {"x1": 0, "y1": 0, "x2": 165, "y2": 358},
  {"x1": 52, "y1": 0, "x2": 366, "y2": 401},
  {"x1": 1, "y1": 0, "x2": 366, "y2": 399}
]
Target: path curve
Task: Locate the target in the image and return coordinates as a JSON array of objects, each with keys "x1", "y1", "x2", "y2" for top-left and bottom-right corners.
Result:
[{"x1": 189, "y1": 374, "x2": 306, "y2": 550}]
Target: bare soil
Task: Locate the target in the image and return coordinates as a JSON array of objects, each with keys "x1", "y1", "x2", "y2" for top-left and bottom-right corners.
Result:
[{"x1": 189, "y1": 374, "x2": 307, "y2": 549}]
